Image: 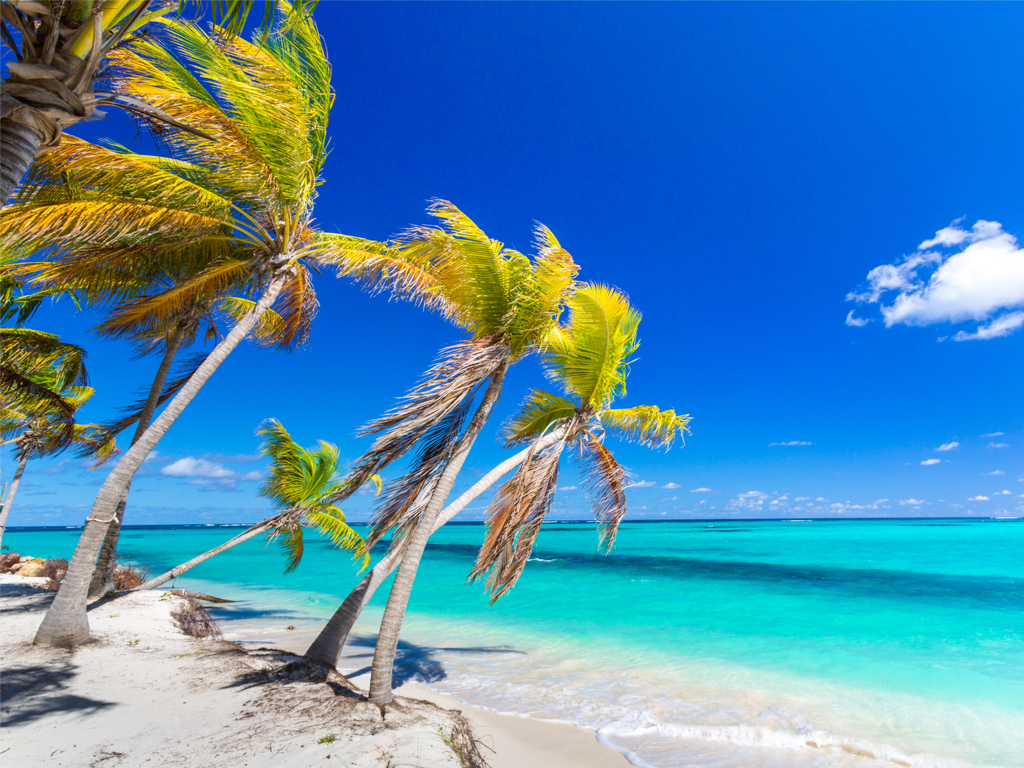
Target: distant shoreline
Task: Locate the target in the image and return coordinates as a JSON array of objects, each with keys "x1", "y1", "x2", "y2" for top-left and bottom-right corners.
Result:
[{"x1": 8, "y1": 515, "x2": 1020, "y2": 533}]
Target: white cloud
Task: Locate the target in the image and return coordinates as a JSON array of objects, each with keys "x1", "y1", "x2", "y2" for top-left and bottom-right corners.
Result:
[
  {"x1": 984, "y1": 470, "x2": 1005, "y2": 475},
  {"x1": 920, "y1": 458, "x2": 942, "y2": 465},
  {"x1": 661, "y1": 482, "x2": 681, "y2": 489},
  {"x1": 690, "y1": 487, "x2": 713, "y2": 493},
  {"x1": 988, "y1": 442, "x2": 1011, "y2": 448},
  {"x1": 795, "y1": 497, "x2": 810, "y2": 501},
  {"x1": 845, "y1": 311, "x2": 870, "y2": 327},
  {"x1": 968, "y1": 495, "x2": 990, "y2": 501},
  {"x1": 848, "y1": 220, "x2": 1024, "y2": 339},
  {"x1": 899, "y1": 499, "x2": 925, "y2": 505},
  {"x1": 161, "y1": 457, "x2": 264, "y2": 490},
  {"x1": 627, "y1": 480, "x2": 657, "y2": 488},
  {"x1": 936, "y1": 441, "x2": 959, "y2": 451},
  {"x1": 769, "y1": 441, "x2": 813, "y2": 447},
  {"x1": 162, "y1": 457, "x2": 234, "y2": 479},
  {"x1": 953, "y1": 312, "x2": 1024, "y2": 341},
  {"x1": 980, "y1": 432, "x2": 1004, "y2": 438},
  {"x1": 558, "y1": 485, "x2": 578, "y2": 492},
  {"x1": 996, "y1": 490, "x2": 1012, "y2": 495}
]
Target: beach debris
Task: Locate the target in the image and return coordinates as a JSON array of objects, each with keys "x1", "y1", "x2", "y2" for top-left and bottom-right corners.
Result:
[
  {"x1": 287, "y1": 625, "x2": 296, "y2": 630},
  {"x1": 0, "y1": 552, "x2": 20, "y2": 571},
  {"x1": 41, "y1": 558, "x2": 69, "y2": 589},
  {"x1": 113, "y1": 564, "x2": 148, "y2": 591},
  {"x1": 171, "y1": 598, "x2": 223, "y2": 640}
]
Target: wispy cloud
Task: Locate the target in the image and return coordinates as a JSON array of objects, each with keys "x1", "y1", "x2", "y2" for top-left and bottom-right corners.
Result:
[
  {"x1": 980, "y1": 432, "x2": 1005, "y2": 438},
  {"x1": 988, "y1": 442, "x2": 1011, "y2": 448},
  {"x1": 984, "y1": 470, "x2": 1005, "y2": 475},
  {"x1": 899, "y1": 499, "x2": 925, "y2": 505},
  {"x1": 936, "y1": 441, "x2": 959, "y2": 451},
  {"x1": 845, "y1": 311, "x2": 870, "y2": 327},
  {"x1": 690, "y1": 487, "x2": 713, "y2": 493},
  {"x1": 161, "y1": 457, "x2": 263, "y2": 490},
  {"x1": 920, "y1": 458, "x2": 942, "y2": 465},
  {"x1": 968, "y1": 495, "x2": 990, "y2": 501},
  {"x1": 661, "y1": 482, "x2": 681, "y2": 489},
  {"x1": 847, "y1": 220, "x2": 1024, "y2": 340},
  {"x1": 627, "y1": 480, "x2": 657, "y2": 489},
  {"x1": 769, "y1": 441, "x2": 813, "y2": 447}
]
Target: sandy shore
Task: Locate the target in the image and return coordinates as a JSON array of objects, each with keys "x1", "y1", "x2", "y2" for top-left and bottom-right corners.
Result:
[{"x1": 0, "y1": 576, "x2": 632, "y2": 768}]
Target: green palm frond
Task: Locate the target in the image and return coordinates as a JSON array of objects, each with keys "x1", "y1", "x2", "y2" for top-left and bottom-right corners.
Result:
[
  {"x1": 600, "y1": 406, "x2": 691, "y2": 450},
  {"x1": 305, "y1": 506, "x2": 369, "y2": 569},
  {"x1": 546, "y1": 284, "x2": 640, "y2": 409},
  {"x1": 503, "y1": 390, "x2": 578, "y2": 446},
  {"x1": 220, "y1": 297, "x2": 289, "y2": 347}
]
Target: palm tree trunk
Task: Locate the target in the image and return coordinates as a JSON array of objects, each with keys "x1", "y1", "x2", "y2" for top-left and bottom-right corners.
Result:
[
  {"x1": 304, "y1": 427, "x2": 565, "y2": 669},
  {"x1": 0, "y1": 454, "x2": 29, "y2": 551},
  {"x1": 0, "y1": 119, "x2": 44, "y2": 205},
  {"x1": 133, "y1": 520, "x2": 274, "y2": 592},
  {"x1": 88, "y1": 331, "x2": 185, "y2": 597},
  {"x1": 34, "y1": 272, "x2": 289, "y2": 647},
  {"x1": 367, "y1": 362, "x2": 509, "y2": 704}
]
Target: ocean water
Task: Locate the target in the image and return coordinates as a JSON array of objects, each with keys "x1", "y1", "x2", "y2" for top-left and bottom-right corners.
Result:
[{"x1": 8, "y1": 518, "x2": 1024, "y2": 768}]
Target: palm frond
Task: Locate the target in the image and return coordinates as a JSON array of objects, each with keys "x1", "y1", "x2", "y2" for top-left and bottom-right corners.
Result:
[
  {"x1": 547, "y1": 284, "x2": 640, "y2": 409},
  {"x1": 220, "y1": 296, "x2": 288, "y2": 347},
  {"x1": 305, "y1": 505, "x2": 369, "y2": 569},
  {"x1": 600, "y1": 406, "x2": 691, "y2": 450},
  {"x1": 338, "y1": 337, "x2": 509, "y2": 500},
  {"x1": 468, "y1": 438, "x2": 564, "y2": 602},
  {"x1": 576, "y1": 434, "x2": 629, "y2": 552},
  {"x1": 503, "y1": 390, "x2": 577, "y2": 446}
]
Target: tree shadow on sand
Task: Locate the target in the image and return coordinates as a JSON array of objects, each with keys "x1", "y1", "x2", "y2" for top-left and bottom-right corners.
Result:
[
  {"x1": 341, "y1": 634, "x2": 527, "y2": 686},
  {"x1": 1, "y1": 659, "x2": 114, "y2": 726}
]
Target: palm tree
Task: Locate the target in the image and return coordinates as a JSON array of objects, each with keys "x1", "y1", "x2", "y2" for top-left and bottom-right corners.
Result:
[
  {"x1": 468, "y1": 285, "x2": 689, "y2": 599},
  {"x1": 326, "y1": 201, "x2": 578, "y2": 704},
  {"x1": 15, "y1": 11, "x2": 415, "y2": 647},
  {"x1": 304, "y1": 285, "x2": 689, "y2": 668},
  {"x1": 0, "y1": 0, "x2": 313, "y2": 203},
  {"x1": 1, "y1": 366, "x2": 117, "y2": 550},
  {"x1": 134, "y1": 419, "x2": 374, "y2": 590}
]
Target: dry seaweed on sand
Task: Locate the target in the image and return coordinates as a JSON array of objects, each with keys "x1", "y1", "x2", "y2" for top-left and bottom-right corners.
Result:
[{"x1": 112, "y1": 563, "x2": 148, "y2": 591}]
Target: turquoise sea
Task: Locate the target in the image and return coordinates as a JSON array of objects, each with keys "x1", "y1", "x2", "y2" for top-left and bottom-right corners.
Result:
[{"x1": 8, "y1": 518, "x2": 1024, "y2": 768}]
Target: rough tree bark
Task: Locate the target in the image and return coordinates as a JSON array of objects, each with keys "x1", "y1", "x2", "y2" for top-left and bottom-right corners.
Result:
[
  {"x1": 304, "y1": 428, "x2": 565, "y2": 669},
  {"x1": 33, "y1": 271, "x2": 289, "y2": 647},
  {"x1": 367, "y1": 362, "x2": 508, "y2": 704},
  {"x1": 89, "y1": 331, "x2": 185, "y2": 596},
  {"x1": 0, "y1": 454, "x2": 29, "y2": 551},
  {"x1": 0, "y1": 119, "x2": 44, "y2": 205}
]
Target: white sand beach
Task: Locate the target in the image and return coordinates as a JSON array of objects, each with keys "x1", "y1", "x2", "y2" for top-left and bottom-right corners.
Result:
[{"x1": 0, "y1": 576, "x2": 631, "y2": 768}]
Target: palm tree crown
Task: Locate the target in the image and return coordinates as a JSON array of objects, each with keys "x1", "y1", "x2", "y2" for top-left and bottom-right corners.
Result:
[
  {"x1": 469, "y1": 284, "x2": 690, "y2": 600},
  {"x1": 256, "y1": 419, "x2": 375, "y2": 573}
]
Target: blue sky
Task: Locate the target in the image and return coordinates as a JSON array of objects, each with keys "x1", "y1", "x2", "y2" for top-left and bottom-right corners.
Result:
[{"x1": 5, "y1": 2, "x2": 1023, "y2": 526}]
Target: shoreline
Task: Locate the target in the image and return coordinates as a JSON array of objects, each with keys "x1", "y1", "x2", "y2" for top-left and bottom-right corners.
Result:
[{"x1": 0, "y1": 575, "x2": 631, "y2": 768}]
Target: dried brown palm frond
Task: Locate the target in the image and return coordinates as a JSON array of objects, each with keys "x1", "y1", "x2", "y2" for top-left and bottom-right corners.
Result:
[
  {"x1": 172, "y1": 598, "x2": 223, "y2": 640},
  {"x1": 577, "y1": 434, "x2": 630, "y2": 552},
  {"x1": 366, "y1": 394, "x2": 475, "y2": 549},
  {"x1": 113, "y1": 562, "x2": 149, "y2": 591},
  {"x1": 338, "y1": 337, "x2": 509, "y2": 499},
  {"x1": 468, "y1": 436, "x2": 566, "y2": 602},
  {"x1": 41, "y1": 558, "x2": 69, "y2": 590}
]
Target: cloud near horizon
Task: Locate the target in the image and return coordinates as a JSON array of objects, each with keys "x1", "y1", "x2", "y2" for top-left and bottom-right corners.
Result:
[
  {"x1": 846, "y1": 220, "x2": 1024, "y2": 340},
  {"x1": 769, "y1": 441, "x2": 813, "y2": 447}
]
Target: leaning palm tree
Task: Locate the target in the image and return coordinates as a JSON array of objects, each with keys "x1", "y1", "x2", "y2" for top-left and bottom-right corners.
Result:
[
  {"x1": 134, "y1": 419, "x2": 374, "y2": 591},
  {"x1": 305, "y1": 285, "x2": 689, "y2": 668},
  {"x1": 327, "y1": 201, "x2": 579, "y2": 704},
  {"x1": 1, "y1": 374, "x2": 117, "y2": 550},
  {"x1": 17, "y1": 11, "x2": 418, "y2": 647},
  {"x1": 0, "y1": 0, "x2": 313, "y2": 203}
]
